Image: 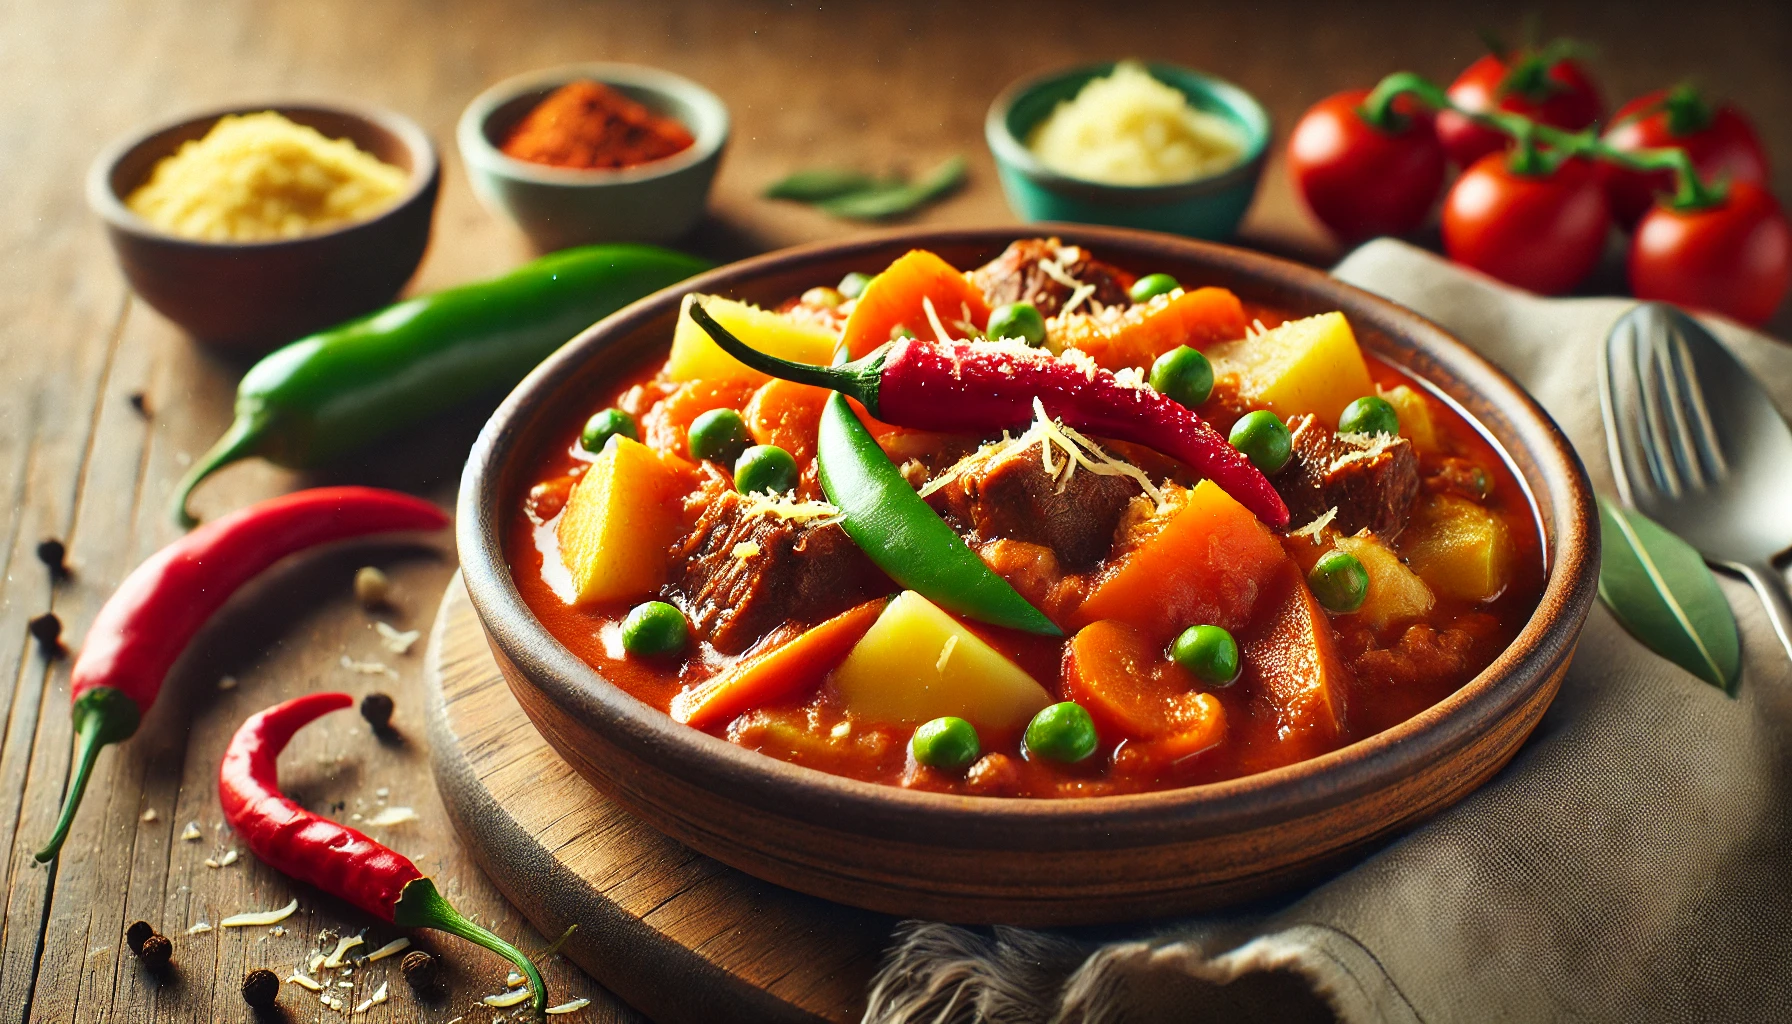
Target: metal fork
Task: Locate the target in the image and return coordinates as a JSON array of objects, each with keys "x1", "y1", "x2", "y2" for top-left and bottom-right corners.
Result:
[{"x1": 1600, "y1": 302, "x2": 1792, "y2": 664}]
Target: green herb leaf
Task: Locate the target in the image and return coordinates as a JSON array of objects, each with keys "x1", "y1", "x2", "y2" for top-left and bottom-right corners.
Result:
[
  {"x1": 763, "y1": 169, "x2": 882, "y2": 201},
  {"x1": 1597, "y1": 497, "x2": 1741, "y2": 693},
  {"x1": 765, "y1": 156, "x2": 967, "y2": 221}
]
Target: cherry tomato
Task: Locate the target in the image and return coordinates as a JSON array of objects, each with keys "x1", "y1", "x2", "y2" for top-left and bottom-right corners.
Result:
[
  {"x1": 1442, "y1": 154, "x2": 1611, "y2": 295},
  {"x1": 1629, "y1": 182, "x2": 1792, "y2": 327},
  {"x1": 1436, "y1": 50, "x2": 1604, "y2": 167},
  {"x1": 1603, "y1": 87, "x2": 1771, "y2": 229},
  {"x1": 1288, "y1": 89, "x2": 1446, "y2": 243}
]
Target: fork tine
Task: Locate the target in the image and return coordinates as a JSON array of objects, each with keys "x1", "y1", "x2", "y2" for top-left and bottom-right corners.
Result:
[
  {"x1": 1635, "y1": 327, "x2": 1684, "y2": 498},
  {"x1": 1665, "y1": 322, "x2": 1730, "y2": 484},
  {"x1": 1601, "y1": 314, "x2": 1659, "y2": 506},
  {"x1": 1652, "y1": 328, "x2": 1710, "y2": 492}
]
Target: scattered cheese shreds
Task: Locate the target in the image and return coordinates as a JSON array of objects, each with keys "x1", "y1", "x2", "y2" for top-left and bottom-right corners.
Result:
[
  {"x1": 1290, "y1": 507, "x2": 1338, "y2": 542},
  {"x1": 370, "y1": 980, "x2": 390, "y2": 1005},
  {"x1": 1060, "y1": 281, "x2": 1097, "y2": 318},
  {"x1": 374, "y1": 621, "x2": 421, "y2": 655},
  {"x1": 204, "y1": 849, "x2": 239, "y2": 868},
  {"x1": 365, "y1": 806, "x2": 419, "y2": 827},
  {"x1": 935, "y1": 634, "x2": 958, "y2": 674},
  {"x1": 731, "y1": 541, "x2": 761, "y2": 559},
  {"x1": 547, "y1": 998, "x2": 592, "y2": 1015},
  {"x1": 353, "y1": 997, "x2": 374, "y2": 1013},
  {"x1": 483, "y1": 987, "x2": 535, "y2": 1007},
  {"x1": 180, "y1": 822, "x2": 202, "y2": 842},
  {"x1": 366, "y1": 937, "x2": 411, "y2": 961},
  {"x1": 921, "y1": 295, "x2": 955, "y2": 344},
  {"x1": 218, "y1": 674, "x2": 238, "y2": 690},
  {"x1": 737, "y1": 491, "x2": 842, "y2": 525},
  {"x1": 186, "y1": 921, "x2": 213, "y2": 935},
  {"x1": 341, "y1": 654, "x2": 398, "y2": 677},
  {"x1": 287, "y1": 972, "x2": 324, "y2": 991},
  {"x1": 221, "y1": 898, "x2": 299, "y2": 927},
  {"x1": 1035, "y1": 256, "x2": 1084, "y2": 292},
  {"x1": 140, "y1": 808, "x2": 158, "y2": 822},
  {"x1": 321, "y1": 933, "x2": 364, "y2": 968}
]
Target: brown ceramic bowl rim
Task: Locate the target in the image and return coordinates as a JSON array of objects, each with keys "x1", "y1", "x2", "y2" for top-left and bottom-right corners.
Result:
[
  {"x1": 458, "y1": 225, "x2": 1598, "y2": 849},
  {"x1": 86, "y1": 100, "x2": 440, "y2": 250}
]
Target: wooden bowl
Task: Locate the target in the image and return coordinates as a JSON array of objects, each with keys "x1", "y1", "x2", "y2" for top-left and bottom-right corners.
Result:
[
  {"x1": 458, "y1": 226, "x2": 1599, "y2": 926},
  {"x1": 87, "y1": 102, "x2": 440, "y2": 358}
]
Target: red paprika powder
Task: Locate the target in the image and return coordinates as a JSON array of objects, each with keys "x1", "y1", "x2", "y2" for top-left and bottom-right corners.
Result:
[{"x1": 501, "y1": 79, "x2": 694, "y2": 170}]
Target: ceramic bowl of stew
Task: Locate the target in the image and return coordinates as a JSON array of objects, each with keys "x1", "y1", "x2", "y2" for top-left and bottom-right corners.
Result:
[{"x1": 458, "y1": 225, "x2": 1599, "y2": 925}]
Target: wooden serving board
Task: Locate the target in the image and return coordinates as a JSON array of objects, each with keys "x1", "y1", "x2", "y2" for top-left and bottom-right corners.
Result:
[{"x1": 423, "y1": 571, "x2": 898, "y2": 1024}]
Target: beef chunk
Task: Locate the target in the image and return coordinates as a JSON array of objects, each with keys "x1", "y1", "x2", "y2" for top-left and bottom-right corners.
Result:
[
  {"x1": 929, "y1": 443, "x2": 1139, "y2": 569},
  {"x1": 970, "y1": 238, "x2": 1134, "y2": 318},
  {"x1": 668, "y1": 491, "x2": 879, "y2": 654},
  {"x1": 1276, "y1": 414, "x2": 1420, "y2": 539}
]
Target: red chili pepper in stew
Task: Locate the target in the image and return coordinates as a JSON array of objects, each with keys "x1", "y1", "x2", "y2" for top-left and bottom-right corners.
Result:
[
  {"x1": 687, "y1": 301, "x2": 1290, "y2": 528},
  {"x1": 221, "y1": 693, "x2": 547, "y2": 1016},
  {"x1": 35, "y1": 486, "x2": 447, "y2": 864}
]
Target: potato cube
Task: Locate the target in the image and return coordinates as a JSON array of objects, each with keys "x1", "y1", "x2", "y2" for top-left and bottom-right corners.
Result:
[
  {"x1": 1398, "y1": 495, "x2": 1513, "y2": 602},
  {"x1": 666, "y1": 293, "x2": 839, "y2": 384},
  {"x1": 1334, "y1": 532, "x2": 1435, "y2": 629},
  {"x1": 556, "y1": 436, "x2": 686, "y2": 605},
  {"x1": 832, "y1": 591, "x2": 1052, "y2": 730},
  {"x1": 1207, "y1": 311, "x2": 1375, "y2": 427},
  {"x1": 1378, "y1": 384, "x2": 1439, "y2": 454}
]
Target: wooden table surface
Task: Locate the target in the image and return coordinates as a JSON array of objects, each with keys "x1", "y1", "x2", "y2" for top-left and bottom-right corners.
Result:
[{"x1": 4, "y1": 1, "x2": 1787, "y2": 1020}]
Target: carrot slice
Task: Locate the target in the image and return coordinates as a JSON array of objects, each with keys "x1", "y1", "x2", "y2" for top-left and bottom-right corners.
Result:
[
  {"x1": 840, "y1": 250, "x2": 991, "y2": 358},
  {"x1": 1063, "y1": 619, "x2": 1226, "y2": 761},
  {"x1": 671, "y1": 597, "x2": 888, "y2": 730},
  {"x1": 1053, "y1": 286, "x2": 1247, "y2": 371},
  {"x1": 1071, "y1": 480, "x2": 1289, "y2": 643},
  {"x1": 744, "y1": 378, "x2": 830, "y2": 465}
]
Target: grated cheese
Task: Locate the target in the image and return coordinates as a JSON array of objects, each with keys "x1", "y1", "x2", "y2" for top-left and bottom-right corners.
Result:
[
  {"x1": 921, "y1": 295, "x2": 956, "y2": 344},
  {"x1": 737, "y1": 490, "x2": 843, "y2": 526},
  {"x1": 731, "y1": 541, "x2": 761, "y2": 559},
  {"x1": 483, "y1": 987, "x2": 535, "y2": 1007},
  {"x1": 1113, "y1": 366, "x2": 1145, "y2": 388},
  {"x1": 340, "y1": 654, "x2": 398, "y2": 678},
  {"x1": 203, "y1": 849, "x2": 237, "y2": 868},
  {"x1": 374, "y1": 621, "x2": 420, "y2": 655},
  {"x1": 218, "y1": 675, "x2": 238, "y2": 690},
  {"x1": 935, "y1": 635, "x2": 958, "y2": 674},
  {"x1": 287, "y1": 972, "x2": 324, "y2": 991},
  {"x1": 186, "y1": 921, "x2": 213, "y2": 935},
  {"x1": 366, "y1": 806, "x2": 419, "y2": 828},
  {"x1": 1327, "y1": 431, "x2": 1400, "y2": 474},
  {"x1": 321, "y1": 933, "x2": 363, "y2": 968},
  {"x1": 1059, "y1": 282, "x2": 1097, "y2": 318},
  {"x1": 548, "y1": 999, "x2": 593, "y2": 1015},
  {"x1": 223, "y1": 898, "x2": 299, "y2": 928},
  {"x1": 366, "y1": 937, "x2": 410, "y2": 962},
  {"x1": 180, "y1": 822, "x2": 202, "y2": 842},
  {"x1": 1289, "y1": 508, "x2": 1338, "y2": 542},
  {"x1": 140, "y1": 808, "x2": 158, "y2": 823},
  {"x1": 369, "y1": 981, "x2": 390, "y2": 1005}
]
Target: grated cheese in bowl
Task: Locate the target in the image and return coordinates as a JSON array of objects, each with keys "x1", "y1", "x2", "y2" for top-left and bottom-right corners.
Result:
[{"x1": 1027, "y1": 61, "x2": 1245, "y2": 186}]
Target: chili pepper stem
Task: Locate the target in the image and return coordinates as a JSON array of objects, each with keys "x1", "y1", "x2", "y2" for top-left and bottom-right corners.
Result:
[
  {"x1": 171, "y1": 410, "x2": 272, "y2": 528},
  {"x1": 686, "y1": 300, "x2": 886, "y2": 413},
  {"x1": 36, "y1": 686, "x2": 141, "y2": 863},
  {"x1": 394, "y1": 877, "x2": 547, "y2": 1019}
]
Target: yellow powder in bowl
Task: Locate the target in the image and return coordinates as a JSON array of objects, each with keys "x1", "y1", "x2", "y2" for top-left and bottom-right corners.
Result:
[
  {"x1": 1027, "y1": 62, "x2": 1245, "y2": 186},
  {"x1": 126, "y1": 112, "x2": 410, "y2": 242}
]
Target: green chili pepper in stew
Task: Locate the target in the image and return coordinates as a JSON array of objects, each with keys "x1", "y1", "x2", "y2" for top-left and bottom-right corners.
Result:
[
  {"x1": 815, "y1": 392, "x2": 1060, "y2": 636},
  {"x1": 172, "y1": 244, "x2": 711, "y2": 526}
]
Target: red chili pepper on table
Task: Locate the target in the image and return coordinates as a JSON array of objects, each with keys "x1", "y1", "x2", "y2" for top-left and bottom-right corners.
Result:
[
  {"x1": 221, "y1": 693, "x2": 548, "y2": 1017},
  {"x1": 35, "y1": 486, "x2": 448, "y2": 863},
  {"x1": 687, "y1": 300, "x2": 1291, "y2": 528}
]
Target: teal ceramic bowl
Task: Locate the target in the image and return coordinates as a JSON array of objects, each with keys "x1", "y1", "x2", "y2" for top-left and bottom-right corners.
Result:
[{"x1": 986, "y1": 62, "x2": 1270, "y2": 240}]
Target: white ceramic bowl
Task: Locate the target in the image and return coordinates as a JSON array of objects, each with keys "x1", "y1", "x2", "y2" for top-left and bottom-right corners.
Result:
[{"x1": 457, "y1": 63, "x2": 728, "y2": 250}]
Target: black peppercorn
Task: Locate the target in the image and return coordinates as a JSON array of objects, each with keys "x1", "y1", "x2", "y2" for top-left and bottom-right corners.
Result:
[
  {"x1": 361, "y1": 692, "x2": 395, "y2": 732},
  {"x1": 241, "y1": 967, "x2": 279, "y2": 1008},
  {"x1": 139, "y1": 932, "x2": 172, "y2": 971},
  {"x1": 36, "y1": 538, "x2": 68, "y2": 577},
  {"x1": 125, "y1": 920, "x2": 154, "y2": 956},
  {"x1": 400, "y1": 949, "x2": 438, "y2": 991},
  {"x1": 28, "y1": 612, "x2": 63, "y2": 655},
  {"x1": 129, "y1": 391, "x2": 150, "y2": 416}
]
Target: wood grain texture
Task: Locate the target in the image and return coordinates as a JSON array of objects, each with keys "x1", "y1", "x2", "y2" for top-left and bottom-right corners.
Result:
[
  {"x1": 427, "y1": 573, "x2": 894, "y2": 1024},
  {"x1": 2, "y1": 0, "x2": 1787, "y2": 1017}
]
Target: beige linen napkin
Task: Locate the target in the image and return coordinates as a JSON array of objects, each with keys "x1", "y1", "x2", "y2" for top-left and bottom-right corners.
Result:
[{"x1": 864, "y1": 239, "x2": 1792, "y2": 1024}]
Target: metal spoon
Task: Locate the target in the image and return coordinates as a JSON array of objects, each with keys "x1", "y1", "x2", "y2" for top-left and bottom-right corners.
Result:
[{"x1": 1600, "y1": 302, "x2": 1792, "y2": 663}]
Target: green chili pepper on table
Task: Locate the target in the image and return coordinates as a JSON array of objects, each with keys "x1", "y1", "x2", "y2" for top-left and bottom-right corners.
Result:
[
  {"x1": 173, "y1": 244, "x2": 711, "y2": 526},
  {"x1": 815, "y1": 392, "x2": 1061, "y2": 636}
]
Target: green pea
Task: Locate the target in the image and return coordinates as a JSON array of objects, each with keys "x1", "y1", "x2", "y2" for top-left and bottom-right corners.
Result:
[
  {"x1": 734, "y1": 444, "x2": 798, "y2": 495},
  {"x1": 910, "y1": 717, "x2": 981, "y2": 770},
  {"x1": 1149, "y1": 346, "x2": 1214, "y2": 408},
  {"x1": 579, "y1": 408, "x2": 638, "y2": 454},
  {"x1": 1171, "y1": 624, "x2": 1239, "y2": 685},
  {"x1": 1309, "y1": 550, "x2": 1370, "y2": 613},
  {"x1": 1130, "y1": 273, "x2": 1181, "y2": 303},
  {"x1": 1024, "y1": 702, "x2": 1098, "y2": 763},
  {"x1": 1228, "y1": 410, "x2": 1293, "y2": 474},
  {"x1": 1338, "y1": 395, "x2": 1400, "y2": 437},
  {"x1": 838, "y1": 271, "x2": 873, "y2": 299},
  {"x1": 621, "y1": 601, "x2": 688, "y2": 657},
  {"x1": 986, "y1": 302, "x2": 1047, "y2": 347},
  {"x1": 688, "y1": 408, "x2": 752, "y2": 464}
]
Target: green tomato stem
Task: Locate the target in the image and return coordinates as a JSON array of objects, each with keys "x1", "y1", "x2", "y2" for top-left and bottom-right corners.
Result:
[{"x1": 1358, "y1": 70, "x2": 1727, "y2": 210}]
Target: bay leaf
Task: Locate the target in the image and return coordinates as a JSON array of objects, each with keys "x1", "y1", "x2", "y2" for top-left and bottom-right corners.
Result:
[
  {"x1": 1597, "y1": 497, "x2": 1741, "y2": 693},
  {"x1": 815, "y1": 156, "x2": 967, "y2": 220}
]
